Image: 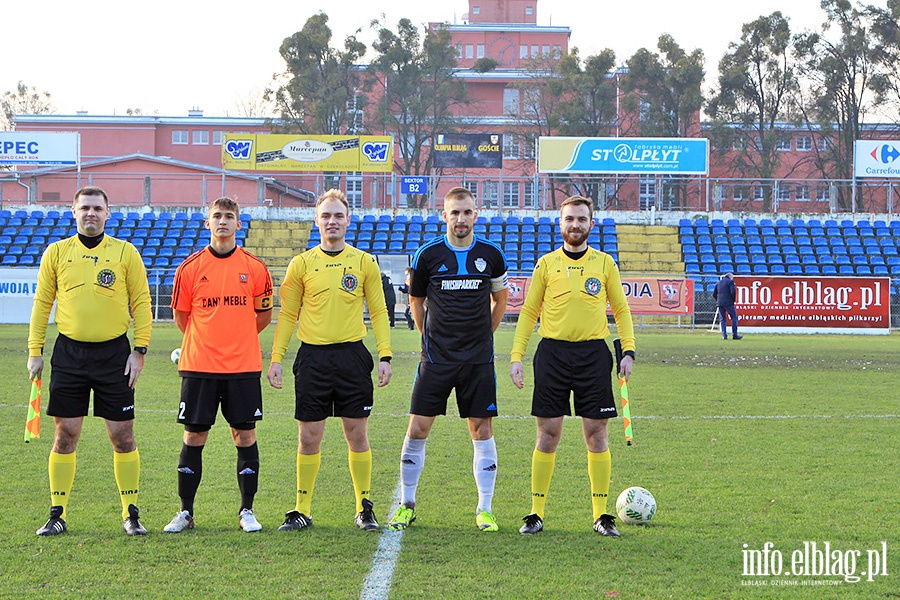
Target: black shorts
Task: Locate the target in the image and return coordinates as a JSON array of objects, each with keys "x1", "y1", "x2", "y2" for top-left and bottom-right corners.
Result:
[
  {"x1": 293, "y1": 341, "x2": 374, "y2": 421},
  {"x1": 531, "y1": 338, "x2": 618, "y2": 420},
  {"x1": 410, "y1": 362, "x2": 498, "y2": 418},
  {"x1": 47, "y1": 333, "x2": 135, "y2": 421},
  {"x1": 178, "y1": 376, "x2": 263, "y2": 430}
]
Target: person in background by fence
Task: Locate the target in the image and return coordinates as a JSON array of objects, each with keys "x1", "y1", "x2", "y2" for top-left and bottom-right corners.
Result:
[
  {"x1": 397, "y1": 267, "x2": 415, "y2": 330},
  {"x1": 713, "y1": 272, "x2": 742, "y2": 340},
  {"x1": 382, "y1": 272, "x2": 397, "y2": 328}
]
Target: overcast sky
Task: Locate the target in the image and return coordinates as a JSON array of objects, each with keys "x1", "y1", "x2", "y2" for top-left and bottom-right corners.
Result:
[{"x1": 5, "y1": 0, "x2": 827, "y2": 118}]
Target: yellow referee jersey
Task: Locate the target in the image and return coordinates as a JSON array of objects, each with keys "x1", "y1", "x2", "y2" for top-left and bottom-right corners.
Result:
[
  {"x1": 510, "y1": 247, "x2": 635, "y2": 362},
  {"x1": 28, "y1": 235, "x2": 152, "y2": 355},
  {"x1": 271, "y1": 245, "x2": 391, "y2": 363}
]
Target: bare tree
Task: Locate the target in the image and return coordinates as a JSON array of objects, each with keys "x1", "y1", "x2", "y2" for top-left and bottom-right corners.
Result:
[{"x1": 1, "y1": 81, "x2": 53, "y2": 130}]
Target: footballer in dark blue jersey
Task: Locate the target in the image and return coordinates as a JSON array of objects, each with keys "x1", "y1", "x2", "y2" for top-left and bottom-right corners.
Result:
[
  {"x1": 389, "y1": 187, "x2": 509, "y2": 533},
  {"x1": 410, "y1": 233, "x2": 507, "y2": 364}
]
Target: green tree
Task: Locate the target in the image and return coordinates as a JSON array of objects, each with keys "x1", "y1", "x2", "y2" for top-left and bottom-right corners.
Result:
[
  {"x1": 368, "y1": 18, "x2": 468, "y2": 208},
  {"x1": 706, "y1": 12, "x2": 800, "y2": 211},
  {"x1": 1, "y1": 81, "x2": 53, "y2": 130},
  {"x1": 268, "y1": 12, "x2": 367, "y2": 135},
  {"x1": 622, "y1": 35, "x2": 705, "y2": 209},
  {"x1": 621, "y1": 35, "x2": 704, "y2": 138},
  {"x1": 795, "y1": 0, "x2": 883, "y2": 210},
  {"x1": 865, "y1": 0, "x2": 900, "y2": 122}
]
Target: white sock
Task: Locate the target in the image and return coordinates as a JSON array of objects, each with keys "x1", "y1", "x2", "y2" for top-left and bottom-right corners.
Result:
[
  {"x1": 400, "y1": 436, "x2": 426, "y2": 507},
  {"x1": 472, "y1": 437, "x2": 498, "y2": 513}
]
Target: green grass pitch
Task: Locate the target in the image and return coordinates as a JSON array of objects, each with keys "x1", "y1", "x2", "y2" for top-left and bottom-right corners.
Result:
[{"x1": 0, "y1": 323, "x2": 896, "y2": 599}]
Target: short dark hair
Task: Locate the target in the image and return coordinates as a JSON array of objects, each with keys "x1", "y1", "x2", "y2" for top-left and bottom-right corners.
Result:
[
  {"x1": 209, "y1": 197, "x2": 240, "y2": 215},
  {"x1": 560, "y1": 195, "x2": 593, "y2": 214},
  {"x1": 74, "y1": 186, "x2": 109, "y2": 206}
]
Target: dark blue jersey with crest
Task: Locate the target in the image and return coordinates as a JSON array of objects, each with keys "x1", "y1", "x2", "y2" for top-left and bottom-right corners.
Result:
[{"x1": 410, "y1": 235, "x2": 508, "y2": 364}]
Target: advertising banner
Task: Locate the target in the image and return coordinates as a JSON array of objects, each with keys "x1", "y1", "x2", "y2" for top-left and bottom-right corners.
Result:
[
  {"x1": 854, "y1": 140, "x2": 900, "y2": 178},
  {"x1": 0, "y1": 268, "x2": 51, "y2": 324},
  {"x1": 0, "y1": 132, "x2": 79, "y2": 166},
  {"x1": 538, "y1": 137, "x2": 708, "y2": 175},
  {"x1": 432, "y1": 133, "x2": 503, "y2": 169},
  {"x1": 222, "y1": 134, "x2": 393, "y2": 172},
  {"x1": 506, "y1": 275, "x2": 694, "y2": 316},
  {"x1": 734, "y1": 276, "x2": 891, "y2": 334}
]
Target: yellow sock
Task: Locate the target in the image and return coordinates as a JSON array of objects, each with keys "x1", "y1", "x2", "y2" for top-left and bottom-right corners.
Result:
[
  {"x1": 348, "y1": 449, "x2": 373, "y2": 513},
  {"x1": 114, "y1": 449, "x2": 141, "y2": 519},
  {"x1": 296, "y1": 453, "x2": 321, "y2": 516},
  {"x1": 588, "y1": 450, "x2": 612, "y2": 520},
  {"x1": 48, "y1": 451, "x2": 76, "y2": 520},
  {"x1": 530, "y1": 449, "x2": 556, "y2": 518}
]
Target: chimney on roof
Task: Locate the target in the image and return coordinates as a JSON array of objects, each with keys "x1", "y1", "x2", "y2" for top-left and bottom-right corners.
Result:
[{"x1": 188, "y1": 108, "x2": 203, "y2": 117}]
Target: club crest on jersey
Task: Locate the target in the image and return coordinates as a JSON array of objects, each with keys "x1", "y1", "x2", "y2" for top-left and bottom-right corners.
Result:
[
  {"x1": 342, "y1": 273, "x2": 359, "y2": 292},
  {"x1": 474, "y1": 257, "x2": 487, "y2": 272},
  {"x1": 585, "y1": 277, "x2": 602, "y2": 296},
  {"x1": 97, "y1": 269, "x2": 116, "y2": 288},
  {"x1": 239, "y1": 273, "x2": 248, "y2": 284}
]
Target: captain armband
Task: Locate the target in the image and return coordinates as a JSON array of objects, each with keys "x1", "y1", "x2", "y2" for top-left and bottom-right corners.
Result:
[{"x1": 491, "y1": 273, "x2": 509, "y2": 293}]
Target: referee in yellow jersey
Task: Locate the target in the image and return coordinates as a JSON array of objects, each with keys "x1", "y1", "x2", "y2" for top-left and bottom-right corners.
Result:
[
  {"x1": 509, "y1": 195, "x2": 635, "y2": 537},
  {"x1": 268, "y1": 189, "x2": 392, "y2": 532},
  {"x1": 28, "y1": 186, "x2": 152, "y2": 536}
]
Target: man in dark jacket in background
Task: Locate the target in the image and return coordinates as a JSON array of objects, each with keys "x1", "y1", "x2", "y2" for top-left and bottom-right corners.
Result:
[
  {"x1": 713, "y1": 272, "x2": 742, "y2": 340},
  {"x1": 382, "y1": 272, "x2": 397, "y2": 328}
]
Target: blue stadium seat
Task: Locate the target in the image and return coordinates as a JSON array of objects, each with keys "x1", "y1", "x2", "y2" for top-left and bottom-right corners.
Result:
[
  {"x1": 770, "y1": 265, "x2": 786, "y2": 275},
  {"x1": 821, "y1": 265, "x2": 837, "y2": 275},
  {"x1": 839, "y1": 265, "x2": 854, "y2": 275}
]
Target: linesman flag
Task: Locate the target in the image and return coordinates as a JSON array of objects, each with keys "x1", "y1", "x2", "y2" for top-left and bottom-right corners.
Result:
[
  {"x1": 613, "y1": 339, "x2": 633, "y2": 446},
  {"x1": 25, "y1": 379, "x2": 41, "y2": 442}
]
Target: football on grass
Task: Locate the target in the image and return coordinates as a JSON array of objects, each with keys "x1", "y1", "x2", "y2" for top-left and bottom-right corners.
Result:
[
  {"x1": 171, "y1": 348, "x2": 181, "y2": 364},
  {"x1": 616, "y1": 486, "x2": 657, "y2": 525}
]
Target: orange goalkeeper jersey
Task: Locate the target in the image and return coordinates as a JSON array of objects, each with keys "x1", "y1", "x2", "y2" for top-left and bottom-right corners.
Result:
[{"x1": 171, "y1": 246, "x2": 273, "y2": 376}]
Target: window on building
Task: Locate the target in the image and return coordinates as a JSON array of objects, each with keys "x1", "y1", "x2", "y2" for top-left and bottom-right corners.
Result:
[
  {"x1": 172, "y1": 130, "x2": 188, "y2": 145},
  {"x1": 477, "y1": 44, "x2": 485, "y2": 58},
  {"x1": 466, "y1": 45, "x2": 474, "y2": 59},
  {"x1": 552, "y1": 45, "x2": 561, "y2": 57},
  {"x1": 347, "y1": 94, "x2": 364, "y2": 133},
  {"x1": 639, "y1": 176, "x2": 656, "y2": 210},
  {"x1": 524, "y1": 134, "x2": 537, "y2": 159},
  {"x1": 213, "y1": 131, "x2": 224, "y2": 145},
  {"x1": 817, "y1": 136, "x2": 831, "y2": 151},
  {"x1": 542, "y1": 45, "x2": 550, "y2": 55},
  {"x1": 472, "y1": 6, "x2": 480, "y2": 14},
  {"x1": 816, "y1": 185, "x2": 830, "y2": 203},
  {"x1": 482, "y1": 180, "x2": 499, "y2": 207},
  {"x1": 777, "y1": 185, "x2": 791, "y2": 202},
  {"x1": 732, "y1": 186, "x2": 745, "y2": 202},
  {"x1": 503, "y1": 133, "x2": 520, "y2": 158},
  {"x1": 503, "y1": 88, "x2": 520, "y2": 115},
  {"x1": 503, "y1": 182, "x2": 520, "y2": 208},
  {"x1": 526, "y1": 6, "x2": 533, "y2": 15},
  {"x1": 523, "y1": 180, "x2": 536, "y2": 208},
  {"x1": 775, "y1": 137, "x2": 791, "y2": 151},
  {"x1": 531, "y1": 44, "x2": 539, "y2": 56},
  {"x1": 520, "y1": 45, "x2": 528, "y2": 58},
  {"x1": 796, "y1": 185, "x2": 811, "y2": 202},
  {"x1": 796, "y1": 135, "x2": 813, "y2": 151},
  {"x1": 346, "y1": 173, "x2": 363, "y2": 209},
  {"x1": 192, "y1": 130, "x2": 209, "y2": 145},
  {"x1": 456, "y1": 44, "x2": 462, "y2": 58},
  {"x1": 464, "y1": 181, "x2": 478, "y2": 198},
  {"x1": 732, "y1": 137, "x2": 745, "y2": 151},
  {"x1": 753, "y1": 186, "x2": 766, "y2": 202}
]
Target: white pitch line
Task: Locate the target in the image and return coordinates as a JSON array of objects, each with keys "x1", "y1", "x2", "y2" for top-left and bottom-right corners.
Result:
[{"x1": 360, "y1": 480, "x2": 404, "y2": 600}]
